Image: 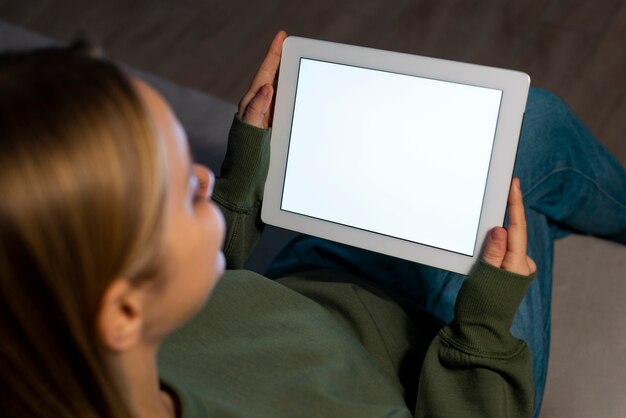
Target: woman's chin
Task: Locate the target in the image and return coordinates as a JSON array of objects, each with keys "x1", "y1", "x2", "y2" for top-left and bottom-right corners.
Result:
[
  {"x1": 196, "y1": 251, "x2": 226, "y2": 312},
  {"x1": 207, "y1": 250, "x2": 226, "y2": 292},
  {"x1": 215, "y1": 251, "x2": 226, "y2": 278}
]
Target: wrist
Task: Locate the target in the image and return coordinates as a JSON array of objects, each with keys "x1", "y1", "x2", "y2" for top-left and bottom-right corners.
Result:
[
  {"x1": 213, "y1": 114, "x2": 271, "y2": 207},
  {"x1": 449, "y1": 261, "x2": 536, "y2": 353}
]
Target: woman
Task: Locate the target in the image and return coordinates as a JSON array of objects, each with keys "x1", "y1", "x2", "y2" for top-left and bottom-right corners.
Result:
[{"x1": 1, "y1": 32, "x2": 624, "y2": 418}]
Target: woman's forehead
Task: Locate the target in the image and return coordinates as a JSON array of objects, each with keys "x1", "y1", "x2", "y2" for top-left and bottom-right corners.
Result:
[{"x1": 133, "y1": 78, "x2": 191, "y2": 185}]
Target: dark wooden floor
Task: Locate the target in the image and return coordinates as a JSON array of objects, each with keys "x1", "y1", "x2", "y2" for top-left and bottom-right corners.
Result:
[{"x1": 0, "y1": 0, "x2": 624, "y2": 162}]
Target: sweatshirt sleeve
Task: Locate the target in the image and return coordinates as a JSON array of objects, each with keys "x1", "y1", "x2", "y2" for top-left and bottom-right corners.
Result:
[
  {"x1": 212, "y1": 115, "x2": 271, "y2": 269},
  {"x1": 415, "y1": 261, "x2": 536, "y2": 418}
]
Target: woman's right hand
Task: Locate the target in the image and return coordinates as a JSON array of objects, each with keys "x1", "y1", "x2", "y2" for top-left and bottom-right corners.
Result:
[
  {"x1": 481, "y1": 177, "x2": 537, "y2": 276},
  {"x1": 238, "y1": 31, "x2": 288, "y2": 129}
]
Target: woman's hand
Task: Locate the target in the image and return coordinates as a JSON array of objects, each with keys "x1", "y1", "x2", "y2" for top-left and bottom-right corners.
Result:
[
  {"x1": 239, "y1": 31, "x2": 288, "y2": 129},
  {"x1": 481, "y1": 177, "x2": 537, "y2": 276}
]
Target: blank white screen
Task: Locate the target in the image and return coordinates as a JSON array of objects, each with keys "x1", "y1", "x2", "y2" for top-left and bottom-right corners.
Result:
[{"x1": 281, "y1": 58, "x2": 502, "y2": 256}]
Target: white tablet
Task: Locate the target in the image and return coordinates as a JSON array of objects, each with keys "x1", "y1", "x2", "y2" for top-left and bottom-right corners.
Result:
[{"x1": 262, "y1": 36, "x2": 529, "y2": 275}]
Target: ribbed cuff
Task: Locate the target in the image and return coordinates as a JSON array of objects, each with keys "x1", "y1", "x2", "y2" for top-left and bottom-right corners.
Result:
[
  {"x1": 214, "y1": 115, "x2": 271, "y2": 208},
  {"x1": 446, "y1": 262, "x2": 536, "y2": 354}
]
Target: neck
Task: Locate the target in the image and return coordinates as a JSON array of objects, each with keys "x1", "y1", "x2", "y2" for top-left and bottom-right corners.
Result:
[{"x1": 112, "y1": 343, "x2": 176, "y2": 418}]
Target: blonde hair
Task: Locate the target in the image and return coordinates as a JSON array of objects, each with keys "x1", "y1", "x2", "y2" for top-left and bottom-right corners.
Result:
[{"x1": 0, "y1": 45, "x2": 167, "y2": 417}]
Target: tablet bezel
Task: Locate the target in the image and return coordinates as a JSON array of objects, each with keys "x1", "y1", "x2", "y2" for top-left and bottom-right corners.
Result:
[{"x1": 262, "y1": 36, "x2": 530, "y2": 275}]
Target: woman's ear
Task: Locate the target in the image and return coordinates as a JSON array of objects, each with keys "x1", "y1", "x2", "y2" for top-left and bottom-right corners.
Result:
[{"x1": 97, "y1": 278, "x2": 145, "y2": 352}]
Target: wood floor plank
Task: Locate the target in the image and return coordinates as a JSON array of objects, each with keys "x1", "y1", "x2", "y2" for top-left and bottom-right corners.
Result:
[
  {"x1": 563, "y1": 79, "x2": 622, "y2": 138},
  {"x1": 577, "y1": 1, "x2": 626, "y2": 91},
  {"x1": 542, "y1": 0, "x2": 624, "y2": 36},
  {"x1": 374, "y1": 0, "x2": 470, "y2": 59},
  {"x1": 470, "y1": 1, "x2": 546, "y2": 69},
  {"x1": 513, "y1": 23, "x2": 599, "y2": 92},
  {"x1": 600, "y1": 93, "x2": 626, "y2": 164}
]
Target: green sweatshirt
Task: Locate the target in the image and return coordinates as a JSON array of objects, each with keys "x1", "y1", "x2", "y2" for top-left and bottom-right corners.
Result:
[{"x1": 158, "y1": 116, "x2": 535, "y2": 418}]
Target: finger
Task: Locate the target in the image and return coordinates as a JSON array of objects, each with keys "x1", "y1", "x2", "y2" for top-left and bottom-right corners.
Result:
[
  {"x1": 239, "y1": 31, "x2": 287, "y2": 115},
  {"x1": 481, "y1": 226, "x2": 508, "y2": 268},
  {"x1": 239, "y1": 30, "x2": 285, "y2": 114},
  {"x1": 500, "y1": 177, "x2": 531, "y2": 274},
  {"x1": 242, "y1": 84, "x2": 273, "y2": 128},
  {"x1": 527, "y1": 256, "x2": 537, "y2": 274},
  {"x1": 254, "y1": 30, "x2": 287, "y2": 86},
  {"x1": 505, "y1": 177, "x2": 528, "y2": 257}
]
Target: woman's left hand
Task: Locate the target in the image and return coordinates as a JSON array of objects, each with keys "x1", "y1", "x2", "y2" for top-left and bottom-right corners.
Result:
[
  {"x1": 481, "y1": 177, "x2": 537, "y2": 276},
  {"x1": 239, "y1": 31, "x2": 288, "y2": 129}
]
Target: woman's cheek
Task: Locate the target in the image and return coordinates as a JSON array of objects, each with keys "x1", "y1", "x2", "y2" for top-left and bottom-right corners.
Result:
[{"x1": 201, "y1": 201, "x2": 226, "y2": 284}]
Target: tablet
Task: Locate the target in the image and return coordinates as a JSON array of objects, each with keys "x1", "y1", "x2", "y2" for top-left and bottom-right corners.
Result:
[{"x1": 262, "y1": 36, "x2": 530, "y2": 275}]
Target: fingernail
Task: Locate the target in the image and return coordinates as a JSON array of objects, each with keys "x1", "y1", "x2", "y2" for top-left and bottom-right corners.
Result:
[{"x1": 490, "y1": 227, "x2": 506, "y2": 241}]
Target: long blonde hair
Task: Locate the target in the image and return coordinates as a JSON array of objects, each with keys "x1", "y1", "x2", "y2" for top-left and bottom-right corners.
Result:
[{"x1": 0, "y1": 45, "x2": 167, "y2": 417}]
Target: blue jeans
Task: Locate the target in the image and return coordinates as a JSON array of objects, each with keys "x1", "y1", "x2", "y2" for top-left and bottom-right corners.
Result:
[{"x1": 266, "y1": 88, "x2": 626, "y2": 418}]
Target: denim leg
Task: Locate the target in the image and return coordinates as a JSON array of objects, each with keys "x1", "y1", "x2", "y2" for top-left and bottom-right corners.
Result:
[
  {"x1": 266, "y1": 87, "x2": 626, "y2": 418},
  {"x1": 508, "y1": 88, "x2": 626, "y2": 417},
  {"x1": 514, "y1": 88, "x2": 626, "y2": 243}
]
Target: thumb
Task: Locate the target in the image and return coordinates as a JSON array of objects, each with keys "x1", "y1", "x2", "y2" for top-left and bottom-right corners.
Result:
[
  {"x1": 481, "y1": 227, "x2": 508, "y2": 268},
  {"x1": 241, "y1": 84, "x2": 273, "y2": 128}
]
